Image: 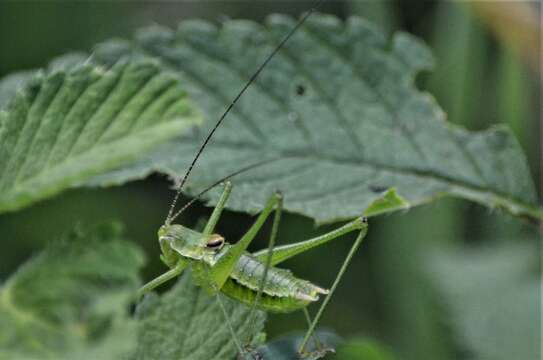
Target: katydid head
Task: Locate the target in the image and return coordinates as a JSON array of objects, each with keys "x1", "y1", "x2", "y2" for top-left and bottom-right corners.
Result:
[{"x1": 158, "y1": 224, "x2": 225, "y2": 264}]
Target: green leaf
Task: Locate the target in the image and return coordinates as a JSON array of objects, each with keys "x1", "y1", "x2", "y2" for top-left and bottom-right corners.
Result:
[
  {"x1": 427, "y1": 242, "x2": 541, "y2": 360},
  {"x1": 0, "y1": 71, "x2": 34, "y2": 110},
  {"x1": 133, "y1": 271, "x2": 266, "y2": 360},
  {"x1": 336, "y1": 338, "x2": 397, "y2": 360},
  {"x1": 0, "y1": 60, "x2": 202, "y2": 214},
  {"x1": 363, "y1": 188, "x2": 408, "y2": 217},
  {"x1": 0, "y1": 222, "x2": 145, "y2": 360},
  {"x1": 87, "y1": 14, "x2": 541, "y2": 223},
  {"x1": 0, "y1": 54, "x2": 90, "y2": 112}
]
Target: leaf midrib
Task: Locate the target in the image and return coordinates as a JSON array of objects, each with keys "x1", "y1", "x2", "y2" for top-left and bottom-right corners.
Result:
[{"x1": 174, "y1": 135, "x2": 541, "y2": 217}]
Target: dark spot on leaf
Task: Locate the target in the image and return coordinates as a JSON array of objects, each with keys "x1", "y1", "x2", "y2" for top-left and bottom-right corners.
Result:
[
  {"x1": 369, "y1": 185, "x2": 389, "y2": 193},
  {"x1": 295, "y1": 84, "x2": 306, "y2": 96}
]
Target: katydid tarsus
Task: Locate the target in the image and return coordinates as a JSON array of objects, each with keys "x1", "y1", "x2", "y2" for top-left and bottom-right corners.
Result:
[{"x1": 138, "y1": 0, "x2": 370, "y2": 357}]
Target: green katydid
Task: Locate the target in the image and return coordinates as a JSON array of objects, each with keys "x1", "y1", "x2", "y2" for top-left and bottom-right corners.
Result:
[{"x1": 138, "y1": 0, "x2": 369, "y2": 357}]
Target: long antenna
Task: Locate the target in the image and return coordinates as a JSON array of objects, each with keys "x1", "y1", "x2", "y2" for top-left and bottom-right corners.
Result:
[
  {"x1": 165, "y1": 0, "x2": 326, "y2": 224},
  {"x1": 169, "y1": 158, "x2": 280, "y2": 224}
]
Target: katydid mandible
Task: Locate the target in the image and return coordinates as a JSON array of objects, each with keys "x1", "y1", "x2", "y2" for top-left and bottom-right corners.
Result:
[{"x1": 138, "y1": 0, "x2": 370, "y2": 357}]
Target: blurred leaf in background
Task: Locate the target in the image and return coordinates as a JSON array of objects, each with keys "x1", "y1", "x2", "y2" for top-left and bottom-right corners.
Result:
[
  {"x1": 336, "y1": 337, "x2": 397, "y2": 360},
  {"x1": 0, "y1": 222, "x2": 144, "y2": 360},
  {"x1": 427, "y1": 240, "x2": 541, "y2": 360}
]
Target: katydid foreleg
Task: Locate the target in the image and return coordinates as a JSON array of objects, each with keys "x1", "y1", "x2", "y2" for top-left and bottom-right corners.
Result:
[
  {"x1": 137, "y1": 260, "x2": 188, "y2": 298},
  {"x1": 138, "y1": 181, "x2": 233, "y2": 298}
]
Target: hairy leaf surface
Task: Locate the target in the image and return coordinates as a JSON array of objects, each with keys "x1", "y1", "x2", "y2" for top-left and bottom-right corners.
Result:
[
  {"x1": 0, "y1": 61, "x2": 201, "y2": 213},
  {"x1": 133, "y1": 271, "x2": 266, "y2": 360},
  {"x1": 88, "y1": 14, "x2": 541, "y2": 223},
  {"x1": 0, "y1": 223, "x2": 145, "y2": 359}
]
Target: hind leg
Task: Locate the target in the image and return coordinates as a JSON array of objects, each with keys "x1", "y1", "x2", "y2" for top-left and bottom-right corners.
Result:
[{"x1": 298, "y1": 225, "x2": 368, "y2": 356}]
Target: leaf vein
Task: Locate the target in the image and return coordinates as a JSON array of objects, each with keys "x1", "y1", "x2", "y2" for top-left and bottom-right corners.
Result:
[
  {"x1": 40, "y1": 74, "x2": 99, "y2": 176},
  {"x1": 141, "y1": 45, "x2": 268, "y2": 144},
  {"x1": 63, "y1": 64, "x2": 126, "y2": 159},
  {"x1": 10, "y1": 76, "x2": 65, "y2": 184},
  {"x1": 301, "y1": 25, "x2": 430, "y2": 164},
  {"x1": 92, "y1": 67, "x2": 159, "y2": 145}
]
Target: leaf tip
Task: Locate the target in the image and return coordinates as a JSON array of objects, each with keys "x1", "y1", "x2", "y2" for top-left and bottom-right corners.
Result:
[{"x1": 364, "y1": 187, "x2": 410, "y2": 217}]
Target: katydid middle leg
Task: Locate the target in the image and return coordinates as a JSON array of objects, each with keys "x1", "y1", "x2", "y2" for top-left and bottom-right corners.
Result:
[
  {"x1": 215, "y1": 291, "x2": 246, "y2": 357},
  {"x1": 249, "y1": 192, "x2": 325, "y2": 352},
  {"x1": 209, "y1": 190, "x2": 283, "y2": 289},
  {"x1": 209, "y1": 189, "x2": 283, "y2": 359},
  {"x1": 242, "y1": 191, "x2": 284, "y2": 353},
  {"x1": 248, "y1": 192, "x2": 282, "y2": 324}
]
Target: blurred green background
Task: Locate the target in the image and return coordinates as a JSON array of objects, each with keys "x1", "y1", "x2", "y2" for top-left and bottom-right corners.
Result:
[{"x1": 0, "y1": 1, "x2": 541, "y2": 359}]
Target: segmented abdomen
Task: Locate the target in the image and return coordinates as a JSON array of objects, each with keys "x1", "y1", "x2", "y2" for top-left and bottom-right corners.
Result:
[{"x1": 220, "y1": 253, "x2": 328, "y2": 313}]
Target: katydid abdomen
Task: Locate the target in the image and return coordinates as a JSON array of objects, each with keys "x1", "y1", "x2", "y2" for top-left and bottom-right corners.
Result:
[{"x1": 220, "y1": 253, "x2": 328, "y2": 313}]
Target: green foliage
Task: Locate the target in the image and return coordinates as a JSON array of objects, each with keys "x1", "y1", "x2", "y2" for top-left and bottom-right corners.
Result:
[
  {"x1": 0, "y1": 8, "x2": 540, "y2": 360},
  {"x1": 336, "y1": 338, "x2": 397, "y2": 360},
  {"x1": 0, "y1": 222, "x2": 145, "y2": 360},
  {"x1": 0, "y1": 71, "x2": 33, "y2": 109},
  {"x1": 427, "y1": 242, "x2": 541, "y2": 360},
  {"x1": 84, "y1": 15, "x2": 540, "y2": 223},
  {"x1": 363, "y1": 188, "x2": 408, "y2": 217},
  {"x1": 132, "y1": 271, "x2": 266, "y2": 360},
  {"x1": 0, "y1": 61, "x2": 201, "y2": 214}
]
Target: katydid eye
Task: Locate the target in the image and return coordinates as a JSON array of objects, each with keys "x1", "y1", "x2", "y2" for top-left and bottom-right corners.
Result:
[{"x1": 206, "y1": 235, "x2": 224, "y2": 249}]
